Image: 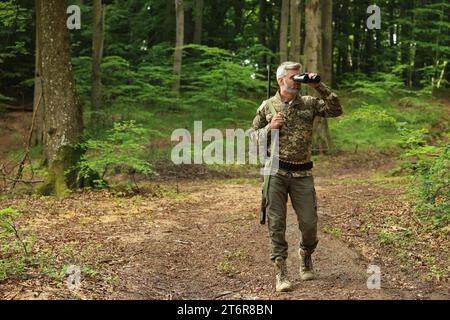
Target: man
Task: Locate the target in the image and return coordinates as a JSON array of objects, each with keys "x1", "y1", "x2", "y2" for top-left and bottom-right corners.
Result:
[{"x1": 251, "y1": 61, "x2": 342, "y2": 292}]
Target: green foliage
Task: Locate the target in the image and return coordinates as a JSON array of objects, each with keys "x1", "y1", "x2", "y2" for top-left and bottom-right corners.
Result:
[
  {"x1": 0, "y1": 207, "x2": 33, "y2": 281},
  {"x1": 0, "y1": 0, "x2": 33, "y2": 103},
  {"x1": 100, "y1": 55, "x2": 174, "y2": 108},
  {"x1": 410, "y1": 1, "x2": 450, "y2": 89},
  {"x1": 77, "y1": 121, "x2": 153, "y2": 188},
  {"x1": 0, "y1": 93, "x2": 15, "y2": 103},
  {"x1": 0, "y1": 0, "x2": 29, "y2": 61},
  {"x1": 343, "y1": 73, "x2": 407, "y2": 102},
  {"x1": 323, "y1": 226, "x2": 343, "y2": 238},
  {"x1": 73, "y1": 45, "x2": 264, "y2": 118},
  {"x1": 0, "y1": 207, "x2": 20, "y2": 237},
  {"x1": 182, "y1": 45, "x2": 265, "y2": 111},
  {"x1": 72, "y1": 56, "x2": 92, "y2": 108},
  {"x1": 72, "y1": 44, "x2": 265, "y2": 147},
  {"x1": 378, "y1": 229, "x2": 399, "y2": 245},
  {"x1": 0, "y1": 207, "x2": 31, "y2": 254},
  {"x1": 330, "y1": 103, "x2": 400, "y2": 151},
  {"x1": 331, "y1": 74, "x2": 447, "y2": 153},
  {"x1": 235, "y1": 44, "x2": 276, "y2": 71},
  {"x1": 398, "y1": 123, "x2": 449, "y2": 226},
  {"x1": 408, "y1": 143, "x2": 450, "y2": 226},
  {"x1": 0, "y1": 210, "x2": 100, "y2": 283},
  {"x1": 398, "y1": 127, "x2": 429, "y2": 154},
  {"x1": 72, "y1": 54, "x2": 176, "y2": 133}
]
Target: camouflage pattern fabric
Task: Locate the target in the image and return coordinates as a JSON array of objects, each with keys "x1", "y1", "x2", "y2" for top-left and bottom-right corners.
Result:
[{"x1": 251, "y1": 82, "x2": 343, "y2": 177}]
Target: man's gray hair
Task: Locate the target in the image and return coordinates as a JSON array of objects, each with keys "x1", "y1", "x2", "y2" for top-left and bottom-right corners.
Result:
[{"x1": 276, "y1": 61, "x2": 302, "y2": 80}]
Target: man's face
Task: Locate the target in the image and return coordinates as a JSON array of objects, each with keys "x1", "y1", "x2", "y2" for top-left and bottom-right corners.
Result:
[{"x1": 280, "y1": 69, "x2": 301, "y2": 94}]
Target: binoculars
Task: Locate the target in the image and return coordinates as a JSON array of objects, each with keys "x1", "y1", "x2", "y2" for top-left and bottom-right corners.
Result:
[{"x1": 293, "y1": 73, "x2": 321, "y2": 83}]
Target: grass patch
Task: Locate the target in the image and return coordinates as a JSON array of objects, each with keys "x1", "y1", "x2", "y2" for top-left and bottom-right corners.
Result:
[
  {"x1": 217, "y1": 249, "x2": 247, "y2": 277},
  {"x1": 214, "y1": 177, "x2": 260, "y2": 186},
  {"x1": 0, "y1": 208, "x2": 102, "y2": 287},
  {"x1": 323, "y1": 226, "x2": 342, "y2": 238}
]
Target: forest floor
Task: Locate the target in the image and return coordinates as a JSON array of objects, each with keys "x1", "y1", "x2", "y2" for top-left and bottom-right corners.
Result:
[{"x1": 0, "y1": 112, "x2": 449, "y2": 300}]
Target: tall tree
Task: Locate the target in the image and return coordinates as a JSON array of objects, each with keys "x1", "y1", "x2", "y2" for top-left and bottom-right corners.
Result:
[
  {"x1": 31, "y1": 0, "x2": 45, "y2": 148},
  {"x1": 400, "y1": 1, "x2": 413, "y2": 87},
  {"x1": 351, "y1": 1, "x2": 365, "y2": 74},
  {"x1": 232, "y1": 0, "x2": 245, "y2": 50},
  {"x1": 321, "y1": 0, "x2": 332, "y2": 85},
  {"x1": 203, "y1": 0, "x2": 228, "y2": 48},
  {"x1": 289, "y1": 0, "x2": 301, "y2": 62},
  {"x1": 304, "y1": 0, "x2": 321, "y2": 84},
  {"x1": 279, "y1": 0, "x2": 289, "y2": 62},
  {"x1": 305, "y1": 0, "x2": 330, "y2": 153},
  {"x1": 268, "y1": 0, "x2": 279, "y2": 55},
  {"x1": 172, "y1": 0, "x2": 184, "y2": 97},
  {"x1": 258, "y1": 0, "x2": 268, "y2": 67},
  {"x1": 193, "y1": 0, "x2": 204, "y2": 44},
  {"x1": 38, "y1": 0, "x2": 83, "y2": 197},
  {"x1": 91, "y1": 0, "x2": 105, "y2": 125}
]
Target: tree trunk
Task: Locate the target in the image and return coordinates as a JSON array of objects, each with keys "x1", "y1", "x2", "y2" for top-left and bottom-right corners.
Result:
[
  {"x1": 232, "y1": 0, "x2": 244, "y2": 50},
  {"x1": 304, "y1": 0, "x2": 321, "y2": 88},
  {"x1": 193, "y1": 0, "x2": 203, "y2": 44},
  {"x1": 268, "y1": 1, "x2": 277, "y2": 55},
  {"x1": 364, "y1": 30, "x2": 375, "y2": 75},
  {"x1": 279, "y1": 0, "x2": 289, "y2": 63},
  {"x1": 32, "y1": 0, "x2": 45, "y2": 149},
  {"x1": 38, "y1": 0, "x2": 84, "y2": 197},
  {"x1": 400, "y1": 1, "x2": 411, "y2": 87},
  {"x1": 258, "y1": 0, "x2": 268, "y2": 67},
  {"x1": 320, "y1": 0, "x2": 333, "y2": 151},
  {"x1": 352, "y1": 3, "x2": 363, "y2": 74},
  {"x1": 433, "y1": 3, "x2": 444, "y2": 88},
  {"x1": 335, "y1": 0, "x2": 341, "y2": 75},
  {"x1": 172, "y1": 0, "x2": 184, "y2": 97},
  {"x1": 410, "y1": 0, "x2": 416, "y2": 87},
  {"x1": 289, "y1": 0, "x2": 301, "y2": 62},
  {"x1": 339, "y1": 0, "x2": 350, "y2": 74},
  {"x1": 91, "y1": 0, "x2": 105, "y2": 126},
  {"x1": 321, "y1": 0, "x2": 332, "y2": 86},
  {"x1": 205, "y1": 0, "x2": 227, "y2": 48},
  {"x1": 389, "y1": 0, "x2": 395, "y2": 47},
  {"x1": 305, "y1": 0, "x2": 330, "y2": 153}
]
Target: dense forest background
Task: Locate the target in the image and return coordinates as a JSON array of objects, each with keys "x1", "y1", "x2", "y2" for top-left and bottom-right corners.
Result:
[
  {"x1": 1, "y1": 0, "x2": 450, "y2": 103},
  {"x1": 0, "y1": 0, "x2": 448, "y2": 151},
  {"x1": 0, "y1": 0, "x2": 448, "y2": 221},
  {"x1": 0, "y1": 0, "x2": 449, "y2": 298}
]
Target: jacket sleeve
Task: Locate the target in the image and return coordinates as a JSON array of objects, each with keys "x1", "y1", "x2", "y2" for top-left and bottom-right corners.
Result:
[
  {"x1": 312, "y1": 82, "x2": 343, "y2": 118},
  {"x1": 250, "y1": 101, "x2": 272, "y2": 146}
]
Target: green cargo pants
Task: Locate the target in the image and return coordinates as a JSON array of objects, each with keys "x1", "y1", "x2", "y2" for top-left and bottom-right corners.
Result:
[{"x1": 267, "y1": 174, "x2": 319, "y2": 261}]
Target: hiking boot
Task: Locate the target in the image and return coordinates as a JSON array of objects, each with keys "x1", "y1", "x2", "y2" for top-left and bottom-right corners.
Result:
[
  {"x1": 298, "y1": 248, "x2": 315, "y2": 281},
  {"x1": 274, "y1": 257, "x2": 293, "y2": 292}
]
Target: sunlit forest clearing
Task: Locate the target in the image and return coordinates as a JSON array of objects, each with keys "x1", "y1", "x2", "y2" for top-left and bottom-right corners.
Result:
[{"x1": 0, "y1": 0, "x2": 448, "y2": 299}]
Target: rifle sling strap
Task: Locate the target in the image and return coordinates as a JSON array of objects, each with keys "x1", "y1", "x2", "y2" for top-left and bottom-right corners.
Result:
[{"x1": 263, "y1": 100, "x2": 277, "y2": 204}]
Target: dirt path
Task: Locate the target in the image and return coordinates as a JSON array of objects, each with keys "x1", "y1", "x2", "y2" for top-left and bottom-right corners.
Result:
[
  {"x1": 100, "y1": 180, "x2": 441, "y2": 300},
  {"x1": 108, "y1": 181, "x2": 388, "y2": 299},
  {"x1": 0, "y1": 169, "x2": 448, "y2": 300}
]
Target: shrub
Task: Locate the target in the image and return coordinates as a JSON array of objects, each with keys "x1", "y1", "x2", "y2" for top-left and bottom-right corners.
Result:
[
  {"x1": 77, "y1": 121, "x2": 153, "y2": 188},
  {"x1": 399, "y1": 126, "x2": 449, "y2": 227},
  {"x1": 330, "y1": 103, "x2": 400, "y2": 151},
  {"x1": 410, "y1": 144, "x2": 449, "y2": 227}
]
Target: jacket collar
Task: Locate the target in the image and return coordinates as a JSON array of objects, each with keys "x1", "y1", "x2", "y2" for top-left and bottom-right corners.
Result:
[{"x1": 274, "y1": 90, "x2": 302, "y2": 107}]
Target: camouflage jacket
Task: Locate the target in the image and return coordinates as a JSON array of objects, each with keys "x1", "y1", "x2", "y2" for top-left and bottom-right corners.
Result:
[{"x1": 251, "y1": 83, "x2": 342, "y2": 177}]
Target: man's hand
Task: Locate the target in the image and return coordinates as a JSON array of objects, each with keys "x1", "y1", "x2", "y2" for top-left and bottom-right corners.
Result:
[
  {"x1": 307, "y1": 72, "x2": 321, "y2": 89},
  {"x1": 270, "y1": 112, "x2": 284, "y2": 130}
]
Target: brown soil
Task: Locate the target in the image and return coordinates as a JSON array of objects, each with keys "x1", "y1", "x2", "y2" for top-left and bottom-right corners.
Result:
[
  {"x1": 0, "y1": 111, "x2": 31, "y2": 158},
  {"x1": 0, "y1": 111, "x2": 448, "y2": 300},
  {"x1": 0, "y1": 154, "x2": 448, "y2": 300}
]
